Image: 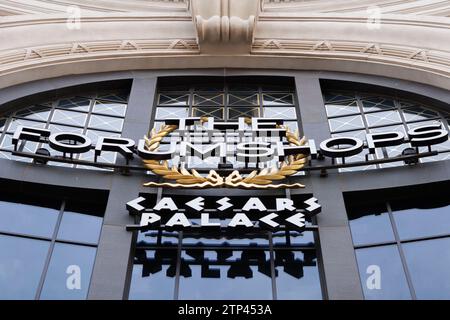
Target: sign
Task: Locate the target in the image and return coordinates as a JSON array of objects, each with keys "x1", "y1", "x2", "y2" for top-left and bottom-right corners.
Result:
[
  {"x1": 12, "y1": 117, "x2": 449, "y2": 189},
  {"x1": 126, "y1": 195, "x2": 321, "y2": 232}
]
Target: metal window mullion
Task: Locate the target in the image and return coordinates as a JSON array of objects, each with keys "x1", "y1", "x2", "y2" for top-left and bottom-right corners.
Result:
[
  {"x1": 35, "y1": 200, "x2": 66, "y2": 300},
  {"x1": 356, "y1": 94, "x2": 381, "y2": 168},
  {"x1": 173, "y1": 231, "x2": 183, "y2": 300},
  {"x1": 268, "y1": 232, "x2": 277, "y2": 300},
  {"x1": 386, "y1": 201, "x2": 417, "y2": 300}
]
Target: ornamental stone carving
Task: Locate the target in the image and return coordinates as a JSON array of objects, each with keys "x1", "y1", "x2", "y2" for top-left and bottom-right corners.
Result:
[{"x1": 191, "y1": 0, "x2": 259, "y2": 53}]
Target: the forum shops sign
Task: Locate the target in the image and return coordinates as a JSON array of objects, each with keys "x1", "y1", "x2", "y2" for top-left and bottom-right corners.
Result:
[{"x1": 12, "y1": 117, "x2": 448, "y2": 189}]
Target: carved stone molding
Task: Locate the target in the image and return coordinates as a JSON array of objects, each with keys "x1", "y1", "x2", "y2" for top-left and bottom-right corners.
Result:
[{"x1": 191, "y1": 0, "x2": 259, "y2": 53}]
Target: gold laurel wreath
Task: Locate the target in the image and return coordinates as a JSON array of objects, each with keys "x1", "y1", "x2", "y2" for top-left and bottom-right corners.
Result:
[{"x1": 142, "y1": 117, "x2": 306, "y2": 189}]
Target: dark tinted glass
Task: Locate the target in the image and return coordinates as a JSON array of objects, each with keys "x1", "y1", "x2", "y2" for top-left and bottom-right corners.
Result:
[
  {"x1": 347, "y1": 201, "x2": 394, "y2": 246},
  {"x1": 178, "y1": 250, "x2": 272, "y2": 300},
  {"x1": 391, "y1": 198, "x2": 450, "y2": 240},
  {"x1": 57, "y1": 212, "x2": 102, "y2": 244},
  {"x1": 0, "y1": 235, "x2": 50, "y2": 299},
  {"x1": 275, "y1": 250, "x2": 322, "y2": 299},
  {"x1": 0, "y1": 201, "x2": 59, "y2": 238},
  {"x1": 403, "y1": 238, "x2": 450, "y2": 299},
  {"x1": 40, "y1": 243, "x2": 96, "y2": 300},
  {"x1": 355, "y1": 245, "x2": 411, "y2": 300},
  {"x1": 128, "y1": 250, "x2": 177, "y2": 300}
]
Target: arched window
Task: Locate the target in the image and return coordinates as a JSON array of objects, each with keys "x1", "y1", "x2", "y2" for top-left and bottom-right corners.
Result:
[
  {"x1": 0, "y1": 91, "x2": 129, "y2": 169},
  {"x1": 323, "y1": 91, "x2": 450, "y2": 171}
]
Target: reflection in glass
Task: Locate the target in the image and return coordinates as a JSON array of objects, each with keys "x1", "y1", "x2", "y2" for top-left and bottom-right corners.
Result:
[
  {"x1": 328, "y1": 115, "x2": 364, "y2": 132},
  {"x1": 51, "y1": 110, "x2": 87, "y2": 127},
  {"x1": 57, "y1": 97, "x2": 91, "y2": 112},
  {"x1": 193, "y1": 93, "x2": 224, "y2": 106},
  {"x1": 360, "y1": 97, "x2": 395, "y2": 113},
  {"x1": 0, "y1": 201, "x2": 59, "y2": 238},
  {"x1": 262, "y1": 93, "x2": 294, "y2": 106},
  {"x1": 347, "y1": 202, "x2": 394, "y2": 246},
  {"x1": 0, "y1": 235, "x2": 49, "y2": 299},
  {"x1": 275, "y1": 250, "x2": 322, "y2": 300},
  {"x1": 93, "y1": 101, "x2": 127, "y2": 117},
  {"x1": 355, "y1": 245, "x2": 411, "y2": 300},
  {"x1": 263, "y1": 107, "x2": 296, "y2": 119},
  {"x1": 403, "y1": 238, "x2": 450, "y2": 299},
  {"x1": 365, "y1": 110, "x2": 402, "y2": 127},
  {"x1": 88, "y1": 115, "x2": 124, "y2": 132},
  {"x1": 40, "y1": 243, "x2": 96, "y2": 300},
  {"x1": 129, "y1": 249, "x2": 177, "y2": 300},
  {"x1": 325, "y1": 100, "x2": 359, "y2": 117},
  {"x1": 228, "y1": 107, "x2": 260, "y2": 120},
  {"x1": 57, "y1": 212, "x2": 102, "y2": 244},
  {"x1": 155, "y1": 107, "x2": 189, "y2": 120},
  {"x1": 158, "y1": 94, "x2": 189, "y2": 106},
  {"x1": 178, "y1": 251, "x2": 272, "y2": 300},
  {"x1": 392, "y1": 201, "x2": 450, "y2": 240},
  {"x1": 15, "y1": 105, "x2": 52, "y2": 121}
]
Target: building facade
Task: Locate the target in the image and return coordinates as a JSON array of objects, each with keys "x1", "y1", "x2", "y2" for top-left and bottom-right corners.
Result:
[{"x1": 0, "y1": 0, "x2": 450, "y2": 300}]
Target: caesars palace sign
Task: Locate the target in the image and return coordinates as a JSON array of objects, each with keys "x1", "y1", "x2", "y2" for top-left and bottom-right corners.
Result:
[{"x1": 12, "y1": 116, "x2": 449, "y2": 232}]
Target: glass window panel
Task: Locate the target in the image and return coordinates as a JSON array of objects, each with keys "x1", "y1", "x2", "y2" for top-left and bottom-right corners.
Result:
[
  {"x1": 0, "y1": 134, "x2": 39, "y2": 162},
  {"x1": 57, "y1": 97, "x2": 91, "y2": 112},
  {"x1": 323, "y1": 92, "x2": 355, "y2": 104},
  {"x1": 332, "y1": 130, "x2": 367, "y2": 141},
  {"x1": 178, "y1": 250, "x2": 272, "y2": 300},
  {"x1": 93, "y1": 101, "x2": 127, "y2": 117},
  {"x1": 14, "y1": 105, "x2": 52, "y2": 122},
  {"x1": 157, "y1": 94, "x2": 189, "y2": 106},
  {"x1": 96, "y1": 93, "x2": 128, "y2": 103},
  {"x1": 347, "y1": 202, "x2": 394, "y2": 246},
  {"x1": 47, "y1": 124, "x2": 83, "y2": 134},
  {"x1": 129, "y1": 250, "x2": 177, "y2": 300},
  {"x1": 328, "y1": 115, "x2": 364, "y2": 132},
  {"x1": 272, "y1": 231, "x2": 315, "y2": 246},
  {"x1": 155, "y1": 107, "x2": 189, "y2": 120},
  {"x1": 365, "y1": 111, "x2": 402, "y2": 127},
  {"x1": 392, "y1": 200, "x2": 450, "y2": 240},
  {"x1": 85, "y1": 130, "x2": 120, "y2": 144},
  {"x1": 228, "y1": 93, "x2": 259, "y2": 106},
  {"x1": 403, "y1": 238, "x2": 450, "y2": 299},
  {"x1": 402, "y1": 106, "x2": 440, "y2": 123},
  {"x1": 228, "y1": 107, "x2": 260, "y2": 120},
  {"x1": 40, "y1": 243, "x2": 96, "y2": 300},
  {"x1": 262, "y1": 93, "x2": 294, "y2": 106},
  {"x1": 52, "y1": 110, "x2": 87, "y2": 127},
  {"x1": 193, "y1": 93, "x2": 224, "y2": 106},
  {"x1": 88, "y1": 115, "x2": 123, "y2": 132},
  {"x1": 406, "y1": 120, "x2": 444, "y2": 130},
  {"x1": 0, "y1": 201, "x2": 59, "y2": 238},
  {"x1": 0, "y1": 118, "x2": 8, "y2": 132},
  {"x1": 7, "y1": 118, "x2": 46, "y2": 133},
  {"x1": 419, "y1": 139, "x2": 450, "y2": 163},
  {"x1": 57, "y1": 212, "x2": 102, "y2": 244},
  {"x1": 335, "y1": 153, "x2": 377, "y2": 172},
  {"x1": 0, "y1": 235, "x2": 50, "y2": 299},
  {"x1": 263, "y1": 107, "x2": 296, "y2": 119},
  {"x1": 275, "y1": 250, "x2": 322, "y2": 300},
  {"x1": 192, "y1": 107, "x2": 224, "y2": 120},
  {"x1": 355, "y1": 245, "x2": 411, "y2": 300},
  {"x1": 360, "y1": 97, "x2": 396, "y2": 113},
  {"x1": 325, "y1": 100, "x2": 359, "y2": 117},
  {"x1": 182, "y1": 233, "x2": 269, "y2": 246}
]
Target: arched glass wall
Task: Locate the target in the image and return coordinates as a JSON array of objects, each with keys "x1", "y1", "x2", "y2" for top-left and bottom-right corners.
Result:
[
  {"x1": 0, "y1": 91, "x2": 129, "y2": 169},
  {"x1": 323, "y1": 91, "x2": 450, "y2": 171}
]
